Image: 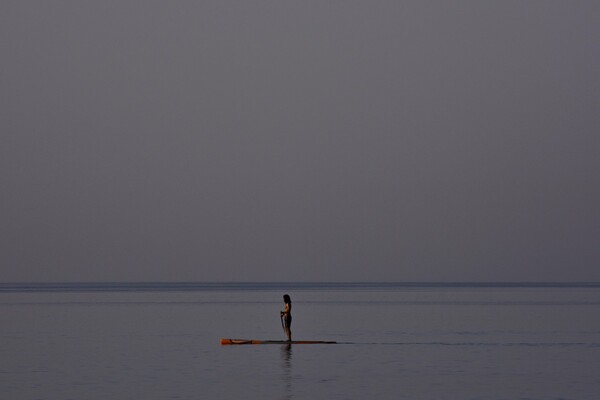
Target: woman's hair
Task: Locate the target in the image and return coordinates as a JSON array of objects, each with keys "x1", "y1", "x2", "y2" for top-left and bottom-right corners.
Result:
[{"x1": 283, "y1": 294, "x2": 291, "y2": 303}]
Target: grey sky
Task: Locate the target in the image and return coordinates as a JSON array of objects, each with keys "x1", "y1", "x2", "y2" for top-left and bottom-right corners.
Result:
[{"x1": 2, "y1": 1, "x2": 599, "y2": 282}]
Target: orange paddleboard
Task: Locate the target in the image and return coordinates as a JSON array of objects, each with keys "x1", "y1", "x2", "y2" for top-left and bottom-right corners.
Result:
[{"x1": 220, "y1": 338, "x2": 336, "y2": 345}]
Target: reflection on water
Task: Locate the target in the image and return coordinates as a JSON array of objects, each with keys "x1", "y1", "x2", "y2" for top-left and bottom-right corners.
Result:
[{"x1": 280, "y1": 344, "x2": 293, "y2": 400}]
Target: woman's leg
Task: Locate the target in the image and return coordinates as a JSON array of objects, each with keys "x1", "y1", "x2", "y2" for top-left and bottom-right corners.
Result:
[{"x1": 285, "y1": 317, "x2": 292, "y2": 341}]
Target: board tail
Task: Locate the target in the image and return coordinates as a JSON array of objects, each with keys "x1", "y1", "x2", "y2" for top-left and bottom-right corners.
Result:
[{"x1": 220, "y1": 338, "x2": 257, "y2": 345}]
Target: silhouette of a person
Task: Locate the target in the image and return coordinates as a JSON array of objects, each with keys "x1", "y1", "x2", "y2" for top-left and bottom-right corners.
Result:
[{"x1": 280, "y1": 294, "x2": 292, "y2": 341}]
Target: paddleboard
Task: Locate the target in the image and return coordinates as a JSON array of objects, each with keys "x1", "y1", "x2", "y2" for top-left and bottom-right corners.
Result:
[{"x1": 220, "y1": 338, "x2": 336, "y2": 345}]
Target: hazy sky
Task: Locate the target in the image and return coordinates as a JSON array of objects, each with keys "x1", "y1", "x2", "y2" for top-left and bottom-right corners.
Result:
[{"x1": 2, "y1": 1, "x2": 599, "y2": 282}]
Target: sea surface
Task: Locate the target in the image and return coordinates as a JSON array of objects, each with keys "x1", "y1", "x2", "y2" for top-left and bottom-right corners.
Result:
[{"x1": 1, "y1": 282, "x2": 599, "y2": 400}]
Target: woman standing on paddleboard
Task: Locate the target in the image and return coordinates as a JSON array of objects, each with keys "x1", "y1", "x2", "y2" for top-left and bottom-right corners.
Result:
[{"x1": 280, "y1": 294, "x2": 292, "y2": 342}]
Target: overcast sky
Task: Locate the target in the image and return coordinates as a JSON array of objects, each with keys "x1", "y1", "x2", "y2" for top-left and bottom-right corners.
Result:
[{"x1": 2, "y1": 1, "x2": 599, "y2": 282}]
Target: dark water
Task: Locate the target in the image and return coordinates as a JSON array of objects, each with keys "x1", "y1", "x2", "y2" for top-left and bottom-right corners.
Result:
[{"x1": 1, "y1": 283, "x2": 599, "y2": 399}]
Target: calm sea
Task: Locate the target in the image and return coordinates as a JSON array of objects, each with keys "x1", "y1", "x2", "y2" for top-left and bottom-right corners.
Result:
[{"x1": 1, "y1": 282, "x2": 599, "y2": 400}]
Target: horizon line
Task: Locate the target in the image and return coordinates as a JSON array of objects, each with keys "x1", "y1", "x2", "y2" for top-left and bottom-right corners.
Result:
[
  {"x1": 1, "y1": 281, "x2": 599, "y2": 293},
  {"x1": 1, "y1": 280, "x2": 600, "y2": 283}
]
